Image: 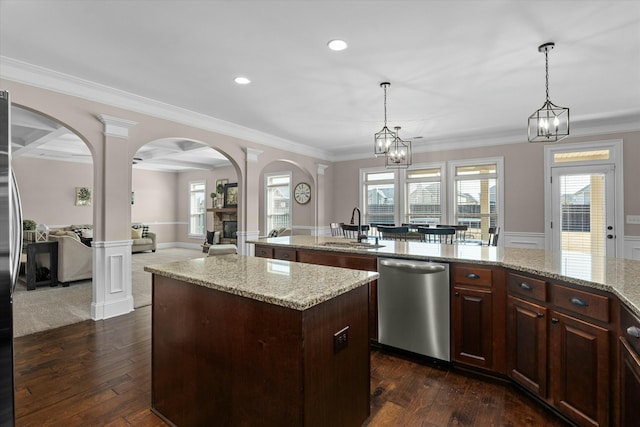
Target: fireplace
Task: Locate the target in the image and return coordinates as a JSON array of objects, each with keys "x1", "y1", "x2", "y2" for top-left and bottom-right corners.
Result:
[{"x1": 223, "y1": 221, "x2": 238, "y2": 239}]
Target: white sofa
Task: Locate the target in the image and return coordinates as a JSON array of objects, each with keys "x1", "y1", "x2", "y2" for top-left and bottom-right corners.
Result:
[{"x1": 48, "y1": 233, "x2": 92, "y2": 284}]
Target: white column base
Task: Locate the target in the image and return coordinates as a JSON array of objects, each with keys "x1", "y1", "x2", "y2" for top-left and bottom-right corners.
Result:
[
  {"x1": 91, "y1": 239, "x2": 134, "y2": 320},
  {"x1": 236, "y1": 230, "x2": 260, "y2": 256}
]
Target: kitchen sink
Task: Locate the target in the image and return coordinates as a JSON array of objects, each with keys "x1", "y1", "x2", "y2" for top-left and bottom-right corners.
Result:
[{"x1": 317, "y1": 241, "x2": 385, "y2": 249}]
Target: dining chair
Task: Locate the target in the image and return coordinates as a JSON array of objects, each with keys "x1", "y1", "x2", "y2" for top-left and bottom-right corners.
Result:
[
  {"x1": 329, "y1": 222, "x2": 343, "y2": 237},
  {"x1": 377, "y1": 225, "x2": 409, "y2": 241},
  {"x1": 341, "y1": 224, "x2": 370, "y2": 239},
  {"x1": 437, "y1": 224, "x2": 468, "y2": 242},
  {"x1": 418, "y1": 226, "x2": 455, "y2": 244}
]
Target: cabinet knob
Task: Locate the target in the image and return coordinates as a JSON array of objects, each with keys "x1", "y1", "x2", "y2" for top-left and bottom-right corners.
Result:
[
  {"x1": 627, "y1": 326, "x2": 640, "y2": 338},
  {"x1": 551, "y1": 318, "x2": 559, "y2": 324},
  {"x1": 520, "y1": 282, "x2": 532, "y2": 291},
  {"x1": 454, "y1": 292, "x2": 460, "y2": 297},
  {"x1": 466, "y1": 273, "x2": 480, "y2": 280},
  {"x1": 570, "y1": 297, "x2": 589, "y2": 307},
  {"x1": 536, "y1": 312, "x2": 544, "y2": 318}
]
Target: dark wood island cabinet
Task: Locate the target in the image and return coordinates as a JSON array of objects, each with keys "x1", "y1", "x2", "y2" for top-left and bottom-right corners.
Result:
[
  {"x1": 251, "y1": 235, "x2": 640, "y2": 427},
  {"x1": 145, "y1": 255, "x2": 378, "y2": 427}
]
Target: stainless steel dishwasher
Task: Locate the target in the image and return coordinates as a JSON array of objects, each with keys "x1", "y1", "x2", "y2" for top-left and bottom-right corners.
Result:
[{"x1": 377, "y1": 258, "x2": 450, "y2": 361}]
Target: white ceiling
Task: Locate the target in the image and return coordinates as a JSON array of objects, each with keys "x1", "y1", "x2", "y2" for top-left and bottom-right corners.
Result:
[{"x1": 1, "y1": 0, "x2": 639, "y2": 168}]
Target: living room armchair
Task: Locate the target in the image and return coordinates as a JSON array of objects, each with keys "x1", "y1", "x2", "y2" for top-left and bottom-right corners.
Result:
[{"x1": 48, "y1": 234, "x2": 93, "y2": 284}]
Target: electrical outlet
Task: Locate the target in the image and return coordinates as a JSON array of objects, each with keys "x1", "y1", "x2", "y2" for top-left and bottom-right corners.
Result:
[{"x1": 333, "y1": 326, "x2": 349, "y2": 353}]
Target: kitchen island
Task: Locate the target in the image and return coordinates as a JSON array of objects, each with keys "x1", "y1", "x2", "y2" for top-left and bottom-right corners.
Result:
[
  {"x1": 250, "y1": 235, "x2": 640, "y2": 316},
  {"x1": 145, "y1": 254, "x2": 378, "y2": 427},
  {"x1": 251, "y1": 235, "x2": 640, "y2": 427}
]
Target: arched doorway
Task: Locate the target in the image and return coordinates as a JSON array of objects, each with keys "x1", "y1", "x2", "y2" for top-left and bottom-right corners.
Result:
[{"x1": 10, "y1": 105, "x2": 95, "y2": 337}]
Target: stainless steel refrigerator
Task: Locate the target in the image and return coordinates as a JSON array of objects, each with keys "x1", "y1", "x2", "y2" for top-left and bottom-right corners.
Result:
[{"x1": 1, "y1": 90, "x2": 22, "y2": 425}]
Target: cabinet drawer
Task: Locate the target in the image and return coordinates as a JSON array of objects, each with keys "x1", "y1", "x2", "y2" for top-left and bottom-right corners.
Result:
[
  {"x1": 508, "y1": 272, "x2": 547, "y2": 302},
  {"x1": 621, "y1": 305, "x2": 640, "y2": 356},
  {"x1": 255, "y1": 246, "x2": 273, "y2": 258},
  {"x1": 273, "y1": 248, "x2": 296, "y2": 261},
  {"x1": 552, "y1": 284, "x2": 609, "y2": 323},
  {"x1": 454, "y1": 265, "x2": 493, "y2": 287}
]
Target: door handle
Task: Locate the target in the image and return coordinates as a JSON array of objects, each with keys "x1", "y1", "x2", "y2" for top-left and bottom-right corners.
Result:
[{"x1": 551, "y1": 318, "x2": 559, "y2": 324}]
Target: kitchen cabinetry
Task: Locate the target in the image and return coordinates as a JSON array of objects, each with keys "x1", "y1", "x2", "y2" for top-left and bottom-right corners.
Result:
[
  {"x1": 507, "y1": 271, "x2": 612, "y2": 427},
  {"x1": 619, "y1": 305, "x2": 640, "y2": 427},
  {"x1": 451, "y1": 264, "x2": 505, "y2": 372},
  {"x1": 507, "y1": 273, "x2": 548, "y2": 397}
]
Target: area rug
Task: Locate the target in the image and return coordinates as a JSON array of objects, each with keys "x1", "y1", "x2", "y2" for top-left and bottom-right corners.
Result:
[{"x1": 12, "y1": 247, "x2": 204, "y2": 337}]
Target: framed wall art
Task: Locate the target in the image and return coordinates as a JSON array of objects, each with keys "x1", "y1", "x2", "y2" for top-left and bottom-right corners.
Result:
[
  {"x1": 75, "y1": 186, "x2": 92, "y2": 206},
  {"x1": 223, "y1": 183, "x2": 238, "y2": 208}
]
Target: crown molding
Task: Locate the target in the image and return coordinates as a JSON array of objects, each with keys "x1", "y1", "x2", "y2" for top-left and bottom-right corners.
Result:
[{"x1": 0, "y1": 56, "x2": 334, "y2": 161}]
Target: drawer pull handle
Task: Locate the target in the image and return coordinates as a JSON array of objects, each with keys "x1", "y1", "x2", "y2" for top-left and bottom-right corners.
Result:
[
  {"x1": 536, "y1": 312, "x2": 544, "y2": 318},
  {"x1": 627, "y1": 326, "x2": 640, "y2": 338},
  {"x1": 570, "y1": 297, "x2": 589, "y2": 307},
  {"x1": 282, "y1": 253, "x2": 290, "y2": 258},
  {"x1": 520, "y1": 282, "x2": 532, "y2": 290},
  {"x1": 551, "y1": 318, "x2": 559, "y2": 324},
  {"x1": 466, "y1": 273, "x2": 480, "y2": 280}
]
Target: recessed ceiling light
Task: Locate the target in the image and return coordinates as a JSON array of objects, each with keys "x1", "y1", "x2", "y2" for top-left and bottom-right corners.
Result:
[
  {"x1": 327, "y1": 39, "x2": 348, "y2": 51},
  {"x1": 234, "y1": 76, "x2": 251, "y2": 85}
]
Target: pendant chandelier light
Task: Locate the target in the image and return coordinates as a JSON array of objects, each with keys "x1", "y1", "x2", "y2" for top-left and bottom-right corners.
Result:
[
  {"x1": 385, "y1": 126, "x2": 412, "y2": 169},
  {"x1": 374, "y1": 82, "x2": 396, "y2": 156},
  {"x1": 528, "y1": 42, "x2": 570, "y2": 142}
]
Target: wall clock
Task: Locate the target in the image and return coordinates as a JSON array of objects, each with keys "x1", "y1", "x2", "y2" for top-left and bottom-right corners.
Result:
[{"x1": 294, "y1": 182, "x2": 311, "y2": 205}]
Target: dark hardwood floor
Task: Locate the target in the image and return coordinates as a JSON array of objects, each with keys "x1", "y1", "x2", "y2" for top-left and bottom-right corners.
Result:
[{"x1": 13, "y1": 306, "x2": 570, "y2": 426}]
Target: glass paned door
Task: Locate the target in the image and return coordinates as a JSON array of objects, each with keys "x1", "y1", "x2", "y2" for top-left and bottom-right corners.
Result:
[{"x1": 551, "y1": 166, "x2": 615, "y2": 257}]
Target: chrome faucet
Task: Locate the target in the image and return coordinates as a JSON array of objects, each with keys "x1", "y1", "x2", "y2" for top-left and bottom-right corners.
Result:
[{"x1": 350, "y1": 207, "x2": 368, "y2": 243}]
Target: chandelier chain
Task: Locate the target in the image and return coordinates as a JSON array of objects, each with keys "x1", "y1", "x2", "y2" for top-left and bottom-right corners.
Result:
[
  {"x1": 545, "y1": 49, "x2": 550, "y2": 103},
  {"x1": 383, "y1": 84, "x2": 388, "y2": 126}
]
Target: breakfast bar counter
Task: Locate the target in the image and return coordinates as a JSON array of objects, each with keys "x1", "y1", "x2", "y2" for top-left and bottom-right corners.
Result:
[
  {"x1": 145, "y1": 255, "x2": 378, "y2": 427},
  {"x1": 249, "y1": 235, "x2": 640, "y2": 317}
]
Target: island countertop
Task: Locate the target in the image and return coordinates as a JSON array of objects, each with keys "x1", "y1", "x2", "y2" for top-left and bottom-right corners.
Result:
[
  {"x1": 249, "y1": 235, "x2": 640, "y2": 317},
  {"x1": 144, "y1": 254, "x2": 378, "y2": 311}
]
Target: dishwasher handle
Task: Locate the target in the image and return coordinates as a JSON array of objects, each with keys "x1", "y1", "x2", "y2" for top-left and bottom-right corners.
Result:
[{"x1": 379, "y1": 258, "x2": 447, "y2": 274}]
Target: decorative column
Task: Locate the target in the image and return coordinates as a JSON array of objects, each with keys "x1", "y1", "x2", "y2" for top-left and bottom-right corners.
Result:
[
  {"x1": 237, "y1": 147, "x2": 263, "y2": 256},
  {"x1": 315, "y1": 164, "x2": 329, "y2": 236},
  {"x1": 92, "y1": 114, "x2": 137, "y2": 320}
]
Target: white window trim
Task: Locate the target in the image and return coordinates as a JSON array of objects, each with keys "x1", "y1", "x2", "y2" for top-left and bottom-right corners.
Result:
[
  {"x1": 359, "y1": 166, "x2": 400, "y2": 224},
  {"x1": 544, "y1": 139, "x2": 624, "y2": 256},
  {"x1": 403, "y1": 161, "x2": 447, "y2": 225},
  {"x1": 264, "y1": 171, "x2": 292, "y2": 233},
  {"x1": 188, "y1": 179, "x2": 206, "y2": 238},
  {"x1": 447, "y1": 157, "x2": 504, "y2": 238}
]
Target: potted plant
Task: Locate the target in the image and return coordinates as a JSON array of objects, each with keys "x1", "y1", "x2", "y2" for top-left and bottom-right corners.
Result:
[
  {"x1": 215, "y1": 183, "x2": 225, "y2": 208},
  {"x1": 23, "y1": 219, "x2": 37, "y2": 243}
]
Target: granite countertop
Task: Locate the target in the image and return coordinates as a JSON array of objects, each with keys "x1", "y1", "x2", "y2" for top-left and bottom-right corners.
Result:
[
  {"x1": 144, "y1": 254, "x2": 378, "y2": 311},
  {"x1": 249, "y1": 235, "x2": 640, "y2": 318}
]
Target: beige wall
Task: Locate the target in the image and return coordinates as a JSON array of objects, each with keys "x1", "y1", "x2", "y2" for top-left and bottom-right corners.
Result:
[
  {"x1": 259, "y1": 161, "x2": 316, "y2": 234},
  {"x1": 331, "y1": 131, "x2": 640, "y2": 237}
]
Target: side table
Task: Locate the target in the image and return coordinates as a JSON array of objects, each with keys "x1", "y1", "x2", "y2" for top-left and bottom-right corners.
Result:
[{"x1": 26, "y1": 241, "x2": 59, "y2": 290}]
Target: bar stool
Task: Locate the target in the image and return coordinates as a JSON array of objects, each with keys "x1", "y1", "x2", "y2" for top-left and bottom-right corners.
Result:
[
  {"x1": 377, "y1": 225, "x2": 408, "y2": 241},
  {"x1": 437, "y1": 224, "x2": 468, "y2": 242},
  {"x1": 418, "y1": 227, "x2": 455, "y2": 244},
  {"x1": 341, "y1": 224, "x2": 370, "y2": 239},
  {"x1": 329, "y1": 222, "x2": 343, "y2": 237}
]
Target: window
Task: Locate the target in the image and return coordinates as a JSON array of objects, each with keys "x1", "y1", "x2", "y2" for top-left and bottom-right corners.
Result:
[
  {"x1": 449, "y1": 159, "x2": 503, "y2": 244},
  {"x1": 265, "y1": 172, "x2": 291, "y2": 232},
  {"x1": 405, "y1": 166, "x2": 444, "y2": 225},
  {"x1": 362, "y1": 169, "x2": 396, "y2": 225},
  {"x1": 189, "y1": 181, "x2": 206, "y2": 236}
]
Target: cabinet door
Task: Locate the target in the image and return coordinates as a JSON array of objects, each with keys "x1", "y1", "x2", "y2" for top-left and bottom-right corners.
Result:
[
  {"x1": 620, "y1": 338, "x2": 640, "y2": 427},
  {"x1": 507, "y1": 296, "x2": 548, "y2": 397},
  {"x1": 452, "y1": 285, "x2": 493, "y2": 369},
  {"x1": 550, "y1": 311, "x2": 610, "y2": 427}
]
